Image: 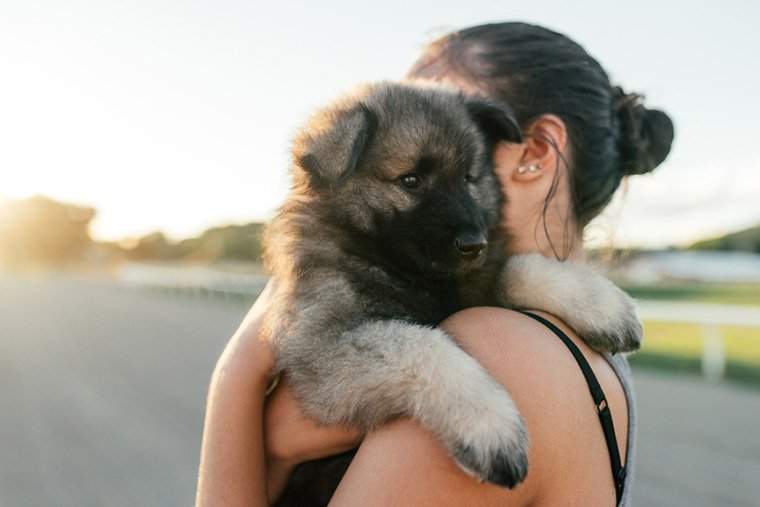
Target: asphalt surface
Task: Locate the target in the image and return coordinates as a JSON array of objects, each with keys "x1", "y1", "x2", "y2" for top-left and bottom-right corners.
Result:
[{"x1": 0, "y1": 275, "x2": 758, "y2": 506}]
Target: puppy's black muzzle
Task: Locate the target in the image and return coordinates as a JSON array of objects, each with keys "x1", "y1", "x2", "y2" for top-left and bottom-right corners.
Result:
[{"x1": 455, "y1": 232, "x2": 488, "y2": 260}]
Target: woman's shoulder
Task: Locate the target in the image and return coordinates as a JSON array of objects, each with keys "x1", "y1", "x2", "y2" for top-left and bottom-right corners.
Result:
[
  {"x1": 329, "y1": 306, "x2": 628, "y2": 506},
  {"x1": 442, "y1": 307, "x2": 626, "y2": 399},
  {"x1": 442, "y1": 307, "x2": 629, "y2": 496}
]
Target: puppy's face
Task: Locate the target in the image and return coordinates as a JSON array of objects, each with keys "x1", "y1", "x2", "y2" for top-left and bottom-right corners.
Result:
[{"x1": 292, "y1": 82, "x2": 521, "y2": 277}]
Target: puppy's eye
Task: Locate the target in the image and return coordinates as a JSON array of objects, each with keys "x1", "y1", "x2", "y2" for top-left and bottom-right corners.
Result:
[
  {"x1": 465, "y1": 173, "x2": 477, "y2": 183},
  {"x1": 399, "y1": 173, "x2": 422, "y2": 189}
]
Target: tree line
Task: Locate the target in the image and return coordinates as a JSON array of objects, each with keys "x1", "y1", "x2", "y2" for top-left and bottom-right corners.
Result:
[
  {"x1": 0, "y1": 196, "x2": 265, "y2": 269},
  {"x1": 2, "y1": 195, "x2": 758, "y2": 270}
]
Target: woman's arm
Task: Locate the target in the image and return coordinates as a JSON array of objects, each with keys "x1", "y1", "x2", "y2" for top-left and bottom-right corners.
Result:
[
  {"x1": 329, "y1": 307, "x2": 628, "y2": 507},
  {"x1": 196, "y1": 282, "x2": 361, "y2": 506},
  {"x1": 195, "y1": 282, "x2": 276, "y2": 507}
]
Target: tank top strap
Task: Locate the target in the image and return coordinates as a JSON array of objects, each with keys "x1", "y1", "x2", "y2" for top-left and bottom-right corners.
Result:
[{"x1": 518, "y1": 310, "x2": 626, "y2": 505}]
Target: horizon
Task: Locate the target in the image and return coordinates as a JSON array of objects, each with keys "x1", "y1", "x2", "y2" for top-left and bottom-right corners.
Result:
[
  {"x1": 2, "y1": 1, "x2": 759, "y2": 248},
  {"x1": 3, "y1": 192, "x2": 756, "y2": 251}
]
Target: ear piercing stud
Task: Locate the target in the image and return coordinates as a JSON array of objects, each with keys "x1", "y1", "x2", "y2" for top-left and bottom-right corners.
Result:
[{"x1": 517, "y1": 163, "x2": 541, "y2": 175}]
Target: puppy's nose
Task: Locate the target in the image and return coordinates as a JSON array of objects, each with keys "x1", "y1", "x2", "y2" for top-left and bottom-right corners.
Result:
[{"x1": 455, "y1": 233, "x2": 487, "y2": 259}]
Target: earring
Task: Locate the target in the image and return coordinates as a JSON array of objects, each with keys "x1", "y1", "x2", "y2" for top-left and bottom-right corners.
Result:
[{"x1": 517, "y1": 163, "x2": 541, "y2": 175}]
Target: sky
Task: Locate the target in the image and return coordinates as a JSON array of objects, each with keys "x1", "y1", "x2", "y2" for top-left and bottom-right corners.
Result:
[{"x1": 1, "y1": 0, "x2": 759, "y2": 247}]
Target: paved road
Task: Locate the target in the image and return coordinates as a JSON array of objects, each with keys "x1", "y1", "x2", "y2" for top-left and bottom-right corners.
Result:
[{"x1": 0, "y1": 275, "x2": 758, "y2": 506}]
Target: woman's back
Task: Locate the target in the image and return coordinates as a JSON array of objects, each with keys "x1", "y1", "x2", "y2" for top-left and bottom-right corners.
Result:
[{"x1": 329, "y1": 308, "x2": 632, "y2": 506}]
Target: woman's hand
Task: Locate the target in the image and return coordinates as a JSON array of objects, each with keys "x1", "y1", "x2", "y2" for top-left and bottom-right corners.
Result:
[
  {"x1": 197, "y1": 279, "x2": 361, "y2": 506},
  {"x1": 264, "y1": 376, "x2": 363, "y2": 498},
  {"x1": 231, "y1": 279, "x2": 361, "y2": 467}
]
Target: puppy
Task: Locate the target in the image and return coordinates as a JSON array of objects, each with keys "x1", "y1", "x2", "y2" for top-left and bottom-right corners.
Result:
[{"x1": 263, "y1": 82, "x2": 640, "y2": 504}]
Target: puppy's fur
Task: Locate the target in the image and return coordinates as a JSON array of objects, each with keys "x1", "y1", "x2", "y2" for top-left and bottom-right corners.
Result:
[{"x1": 264, "y1": 82, "x2": 641, "y2": 505}]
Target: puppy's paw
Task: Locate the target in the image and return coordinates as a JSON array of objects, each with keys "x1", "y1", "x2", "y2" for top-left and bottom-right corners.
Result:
[
  {"x1": 450, "y1": 412, "x2": 529, "y2": 488},
  {"x1": 404, "y1": 329, "x2": 530, "y2": 487},
  {"x1": 434, "y1": 377, "x2": 529, "y2": 488},
  {"x1": 579, "y1": 285, "x2": 643, "y2": 354},
  {"x1": 501, "y1": 254, "x2": 643, "y2": 353}
]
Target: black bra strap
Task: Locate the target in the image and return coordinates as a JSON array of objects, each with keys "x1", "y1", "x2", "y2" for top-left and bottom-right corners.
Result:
[{"x1": 518, "y1": 311, "x2": 626, "y2": 504}]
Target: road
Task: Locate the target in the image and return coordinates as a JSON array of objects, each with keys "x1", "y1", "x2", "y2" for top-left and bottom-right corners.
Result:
[{"x1": 0, "y1": 275, "x2": 758, "y2": 506}]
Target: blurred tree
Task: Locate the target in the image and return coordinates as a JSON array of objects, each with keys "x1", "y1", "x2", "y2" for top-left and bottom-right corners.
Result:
[
  {"x1": 691, "y1": 225, "x2": 760, "y2": 253},
  {"x1": 126, "y1": 231, "x2": 178, "y2": 261},
  {"x1": 197, "y1": 223, "x2": 264, "y2": 261},
  {"x1": 0, "y1": 196, "x2": 95, "y2": 268},
  {"x1": 125, "y1": 223, "x2": 264, "y2": 262},
  {"x1": 0, "y1": 194, "x2": 265, "y2": 267}
]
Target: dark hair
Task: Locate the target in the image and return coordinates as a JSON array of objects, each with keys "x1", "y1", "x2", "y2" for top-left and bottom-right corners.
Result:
[{"x1": 407, "y1": 22, "x2": 675, "y2": 237}]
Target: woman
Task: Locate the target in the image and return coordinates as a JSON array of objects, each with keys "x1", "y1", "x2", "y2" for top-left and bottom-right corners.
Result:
[{"x1": 196, "y1": 22, "x2": 674, "y2": 506}]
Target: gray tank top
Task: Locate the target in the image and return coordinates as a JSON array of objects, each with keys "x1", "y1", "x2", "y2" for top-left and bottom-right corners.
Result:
[{"x1": 604, "y1": 353, "x2": 636, "y2": 507}]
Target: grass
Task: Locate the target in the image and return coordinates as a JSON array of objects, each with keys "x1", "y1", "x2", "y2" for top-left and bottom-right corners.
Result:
[
  {"x1": 630, "y1": 320, "x2": 760, "y2": 387},
  {"x1": 639, "y1": 321, "x2": 760, "y2": 366},
  {"x1": 621, "y1": 282, "x2": 760, "y2": 386},
  {"x1": 621, "y1": 282, "x2": 760, "y2": 307}
]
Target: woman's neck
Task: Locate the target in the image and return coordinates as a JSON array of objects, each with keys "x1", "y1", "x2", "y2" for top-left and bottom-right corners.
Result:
[{"x1": 505, "y1": 203, "x2": 584, "y2": 261}]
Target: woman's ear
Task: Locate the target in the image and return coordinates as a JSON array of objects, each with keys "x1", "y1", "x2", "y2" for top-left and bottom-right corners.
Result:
[{"x1": 512, "y1": 114, "x2": 568, "y2": 183}]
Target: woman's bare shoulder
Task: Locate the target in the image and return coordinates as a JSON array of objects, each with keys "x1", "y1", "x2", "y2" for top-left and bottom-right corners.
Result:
[
  {"x1": 329, "y1": 307, "x2": 626, "y2": 506},
  {"x1": 444, "y1": 306, "x2": 592, "y2": 378},
  {"x1": 442, "y1": 307, "x2": 625, "y2": 397},
  {"x1": 445, "y1": 307, "x2": 628, "y2": 501}
]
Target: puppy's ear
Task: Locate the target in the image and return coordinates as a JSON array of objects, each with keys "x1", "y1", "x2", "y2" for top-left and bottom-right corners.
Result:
[
  {"x1": 293, "y1": 104, "x2": 377, "y2": 186},
  {"x1": 466, "y1": 99, "x2": 522, "y2": 145}
]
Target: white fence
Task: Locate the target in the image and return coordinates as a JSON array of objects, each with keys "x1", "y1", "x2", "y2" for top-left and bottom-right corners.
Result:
[
  {"x1": 637, "y1": 301, "x2": 760, "y2": 382},
  {"x1": 118, "y1": 263, "x2": 759, "y2": 382},
  {"x1": 118, "y1": 263, "x2": 267, "y2": 298}
]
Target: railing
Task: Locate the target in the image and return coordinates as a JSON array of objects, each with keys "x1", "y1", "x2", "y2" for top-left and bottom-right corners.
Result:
[
  {"x1": 636, "y1": 301, "x2": 760, "y2": 382},
  {"x1": 118, "y1": 262, "x2": 267, "y2": 298},
  {"x1": 118, "y1": 263, "x2": 759, "y2": 382}
]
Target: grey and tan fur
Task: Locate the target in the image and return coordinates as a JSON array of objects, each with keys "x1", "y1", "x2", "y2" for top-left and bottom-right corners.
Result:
[{"x1": 263, "y1": 82, "x2": 641, "y2": 505}]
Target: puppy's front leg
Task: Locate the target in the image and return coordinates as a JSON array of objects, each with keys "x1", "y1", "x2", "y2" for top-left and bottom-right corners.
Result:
[
  {"x1": 498, "y1": 254, "x2": 642, "y2": 353},
  {"x1": 278, "y1": 319, "x2": 529, "y2": 488}
]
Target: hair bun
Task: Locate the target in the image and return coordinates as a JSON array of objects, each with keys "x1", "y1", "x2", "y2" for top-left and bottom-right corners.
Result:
[{"x1": 613, "y1": 87, "x2": 675, "y2": 176}]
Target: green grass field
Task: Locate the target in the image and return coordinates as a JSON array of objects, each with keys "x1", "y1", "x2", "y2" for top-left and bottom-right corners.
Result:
[
  {"x1": 619, "y1": 282, "x2": 760, "y2": 384},
  {"x1": 630, "y1": 320, "x2": 760, "y2": 386},
  {"x1": 640, "y1": 321, "x2": 760, "y2": 366},
  {"x1": 621, "y1": 282, "x2": 760, "y2": 306}
]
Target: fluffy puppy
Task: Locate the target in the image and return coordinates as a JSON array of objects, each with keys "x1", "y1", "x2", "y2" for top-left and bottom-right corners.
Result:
[{"x1": 264, "y1": 82, "x2": 640, "y2": 505}]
